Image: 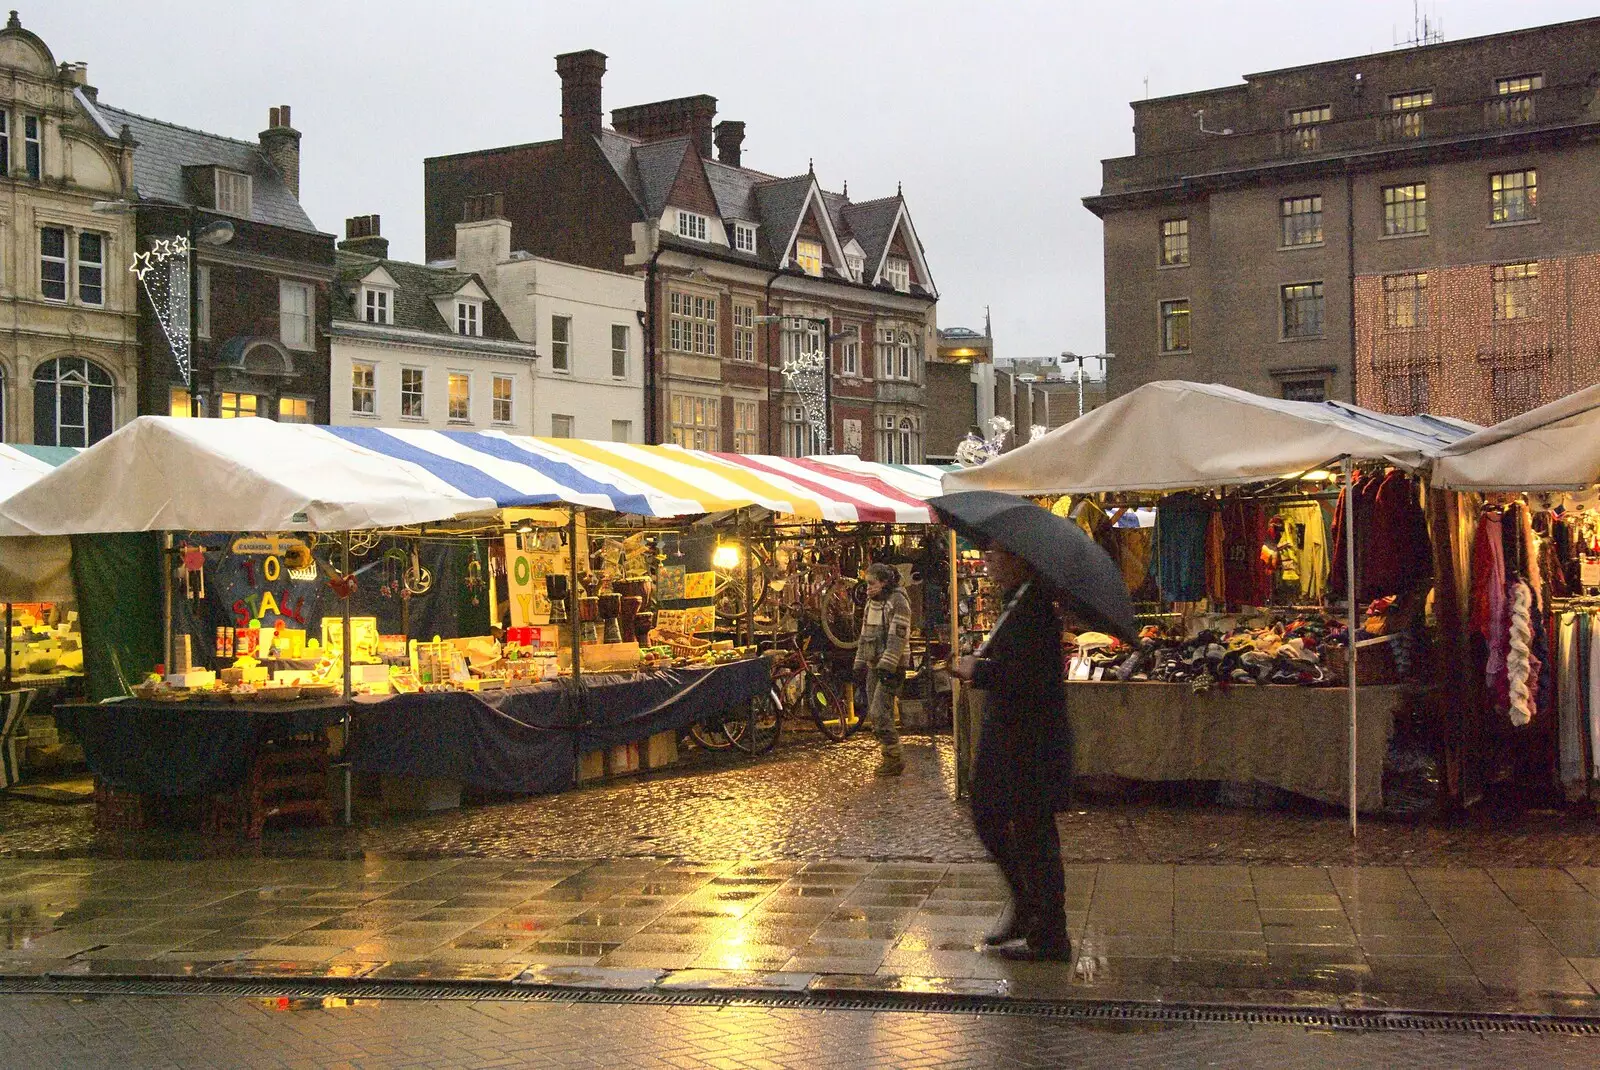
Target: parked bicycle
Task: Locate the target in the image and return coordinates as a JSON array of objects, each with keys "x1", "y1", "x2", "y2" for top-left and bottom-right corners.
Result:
[{"x1": 767, "y1": 627, "x2": 863, "y2": 742}]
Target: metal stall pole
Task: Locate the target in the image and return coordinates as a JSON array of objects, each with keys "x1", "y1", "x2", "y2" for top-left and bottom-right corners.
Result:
[
  {"x1": 742, "y1": 512, "x2": 754, "y2": 647},
  {"x1": 568, "y1": 510, "x2": 582, "y2": 686},
  {"x1": 341, "y1": 531, "x2": 353, "y2": 825},
  {"x1": 948, "y1": 526, "x2": 964, "y2": 796},
  {"x1": 1343, "y1": 458, "x2": 1358, "y2": 838},
  {"x1": 4, "y1": 602, "x2": 12, "y2": 690},
  {"x1": 163, "y1": 532, "x2": 174, "y2": 672}
]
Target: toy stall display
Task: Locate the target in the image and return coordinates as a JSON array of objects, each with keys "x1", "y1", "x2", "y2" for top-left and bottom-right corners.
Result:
[{"x1": 5, "y1": 601, "x2": 84, "y2": 684}]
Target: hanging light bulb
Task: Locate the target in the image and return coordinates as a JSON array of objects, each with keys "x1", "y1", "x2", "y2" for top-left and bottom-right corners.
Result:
[{"x1": 712, "y1": 543, "x2": 741, "y2": 570}]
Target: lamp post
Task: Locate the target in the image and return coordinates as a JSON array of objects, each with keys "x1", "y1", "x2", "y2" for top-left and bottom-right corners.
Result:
[
  {"x1": 755, "y1": 313, "x2": 847, "y2": 454},
  {"x1": 95, "y1": 201, "x2": 234, "y2": 416},
  {"x1": 1060, "y1": 351, "x2": 1115, "y2": 418}
]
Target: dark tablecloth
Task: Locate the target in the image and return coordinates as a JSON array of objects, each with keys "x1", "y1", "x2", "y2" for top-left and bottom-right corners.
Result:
[
  {"x1": 349, "y1": 657, "x2": 770, "y2": 794},
  {"x1": 55, "y1": 698, "x2": 350, "y2": 796}
]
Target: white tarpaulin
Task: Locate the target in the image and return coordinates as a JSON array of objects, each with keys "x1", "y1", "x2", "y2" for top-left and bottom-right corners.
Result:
[
  {"x1": 1431, "y1": 383, "x2": 1600, "y2": 492},
  {"x1": 942, "y1": 381, "x2": 1478, "y2": 495}
]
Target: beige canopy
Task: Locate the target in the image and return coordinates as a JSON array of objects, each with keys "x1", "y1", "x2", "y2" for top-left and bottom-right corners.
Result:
[
  {"x1": 1431, "y1": 383, "x2": 1600, "y2": 492},
  {"x1": 942, "y1": 380, "x2": 1478, "y2": 496}
]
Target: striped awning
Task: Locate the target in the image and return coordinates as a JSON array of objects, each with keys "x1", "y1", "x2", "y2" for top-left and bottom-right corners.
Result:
[{"x1": 0, "y1": 417, "x2": 951, "y2": 535}]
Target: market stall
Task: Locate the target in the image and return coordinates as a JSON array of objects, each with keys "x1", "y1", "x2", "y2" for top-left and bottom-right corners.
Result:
[
  {"x1": 0, "y1": 417, "x2": 947, "y2": 827},
  {"x1": 943, "y1": 381, "x2": 1480, "y2": 827}
]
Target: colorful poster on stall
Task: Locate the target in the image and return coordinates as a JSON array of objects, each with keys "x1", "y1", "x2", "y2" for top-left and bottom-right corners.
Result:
[
  {"x1": 655, "y1": 609, "x2": 688, "y2": 633},
  {"x1": 682, "y1": 605, "x2": 716, "y2": 635},
  {"x1": 657, "y1": 566, "x2": 686, "y2": 602},
  {"x1": 503, "y1": 534, "x2": 565, "y2": 628},
  {"x1": 683, "y1": 571, "x2": 715, "y2": 599}
]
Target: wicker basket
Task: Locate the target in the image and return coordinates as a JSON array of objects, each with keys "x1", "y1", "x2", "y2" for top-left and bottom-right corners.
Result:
[{"x1": 649, "y1": 628, "x2": 708, "y2": 661}]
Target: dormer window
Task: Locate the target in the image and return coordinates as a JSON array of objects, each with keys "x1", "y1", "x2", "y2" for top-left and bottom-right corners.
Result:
[
  {"x1": 457, "y1": 300, "x2": 482, "y2": 336},
  {"x1": 846, "y1": 254, "x2": 865, "y2": 283},
  {"x1": 215, "y1": 169, "x2": 252, "y2": 216},
  {"x1": 362, "y1": 287, "x2": 392, "y2": 325},
  {"x1": 795, "y1": 239, "x2": 823, "y2": 278},
  {"x1": 677, "y1": 210, "x2": 709, "y2": 241},
  {"x1": 885, "y1": 256, "x2": 910, "y2": 293},
  {"x1": 733, "y1": 222, "x2": 757, "y2": 253}
]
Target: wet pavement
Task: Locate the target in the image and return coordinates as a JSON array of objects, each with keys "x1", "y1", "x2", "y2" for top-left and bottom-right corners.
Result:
[
  {"x1": 6, "y1": 734, "x2": 1600, "y2": 867},
  {"x1": 4, "y1": 992, "x2": 1600, "y2": 1070},
  {"x1": 1, "y1": 854, "x2": 1600, "y2": 1016}
]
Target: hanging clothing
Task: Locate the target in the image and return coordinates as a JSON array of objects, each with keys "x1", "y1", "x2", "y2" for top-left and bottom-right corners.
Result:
[
  {"x1": 1221, "y1": 499, "x2": 1272, "y2": 608},
  {"x1": 1506, "y1": 580, "x2": 1536, "y2": 727},
  {"x1": 1116, "y1": 527, "x2": 1154, "y2": 596},
  {"x1": 1280, "y1": 503, "x2": 1329, "y2": 601},
  {"x1": 1367, "y1": 470, "x2": 1431, "y2": 598},
  {"x1": 1471, "y1": 511, "x2": 1510, "y2": 713},
  {"x1": 1205, "y1": 508, "x2": 1226, "y2": 605},
  {"x1": 1156, "y1": 493, "x2": 1211, "y2": 604},
  {"x1": 1558, "y1": 613, "x2": 1584, "y2": 793}
]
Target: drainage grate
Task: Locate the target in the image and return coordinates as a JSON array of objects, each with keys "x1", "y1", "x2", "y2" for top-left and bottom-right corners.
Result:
[{"x1": 3, "y1": 976, "x2": 1598, "y2": 1036}]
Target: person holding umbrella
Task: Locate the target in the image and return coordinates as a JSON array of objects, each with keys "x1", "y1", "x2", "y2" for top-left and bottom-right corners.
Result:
[{"x1": 933, "y1": 491, "x2": 1136, "y2": 963}]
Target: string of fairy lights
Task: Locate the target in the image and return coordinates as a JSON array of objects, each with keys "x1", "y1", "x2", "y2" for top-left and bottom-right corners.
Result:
[{"x1": 129, "y1": 236, "x2": 194, "y2": 386}]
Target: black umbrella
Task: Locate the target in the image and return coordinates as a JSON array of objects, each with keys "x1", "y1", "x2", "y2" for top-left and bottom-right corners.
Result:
[{"x1": 928, "y1": 490, "x2": 1138, "y2": 642}]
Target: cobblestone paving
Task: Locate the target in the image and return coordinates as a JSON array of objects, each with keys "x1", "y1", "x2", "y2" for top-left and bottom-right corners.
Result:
[
  {"x1": 7, "y1": 734, "x2": 1600, "y2": 867},
  {"x1": 3, "y1": 855, "x2": 1600, "y2": 1012},
  {"x1": 1, "y1": 993, "x2": 1598, "y2": 1069}
]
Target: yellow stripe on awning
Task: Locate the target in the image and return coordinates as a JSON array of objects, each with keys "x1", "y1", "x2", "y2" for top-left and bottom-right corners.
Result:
[{"x1": 548, "y1": 440, "x2": 822, "y2": 518}]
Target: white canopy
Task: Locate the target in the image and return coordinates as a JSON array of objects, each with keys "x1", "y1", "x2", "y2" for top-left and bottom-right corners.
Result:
[
  {"x1": 1431, "y1": 383, "x2": 1600, "y2": 492},
  {"x1": 942, "y1": 381, "x2": 1478, "y2": 495}
]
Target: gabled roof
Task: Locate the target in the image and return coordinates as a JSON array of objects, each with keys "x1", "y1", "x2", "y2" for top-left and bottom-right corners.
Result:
[
  {"x1": 633, "y1": 137, "x2": 693, "y2": 218},
  {"x1": 841, "y1": 197, "x2": 900, "y2": 276},
  {"x1": 332, "y1": 250, "x2": 520, "y2": 341},
  {"x1": 98, "y1": 104, "x2": 320, "y2": 233},
  {"x1": 752, "y1": 175, "x2": 813, "y2": 262}
]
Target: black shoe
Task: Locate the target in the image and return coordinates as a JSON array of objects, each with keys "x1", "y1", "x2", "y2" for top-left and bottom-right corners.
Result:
[
  {"x1": 992, "y1": 937, "x2": 1072, "y2": 963},
  {"x1": 982, "y1": 908, "x2": 1035, "y2": 947}
]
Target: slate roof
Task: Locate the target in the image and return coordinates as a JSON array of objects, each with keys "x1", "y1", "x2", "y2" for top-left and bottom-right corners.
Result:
[
  {"x1": 98, "y1": 104, "x2": 320, "y2": 233},
  {"x1": 840, "y1": 197, "x2": 901, "y2": 276},
  {"x1": 632, "y1": 138, "x2": 692, "y2": 218},
  {"x1": 332, "y1": 251, "x2": 522, "y2": 342}
]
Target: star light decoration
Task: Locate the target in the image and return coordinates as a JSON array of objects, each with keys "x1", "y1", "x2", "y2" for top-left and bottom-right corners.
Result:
[
  {"x1": 129, "y1": 236, "x2": 194, "y2": 385},
  {"x1": 780, "y1": 319, "x2": 830, "y2": 454}
]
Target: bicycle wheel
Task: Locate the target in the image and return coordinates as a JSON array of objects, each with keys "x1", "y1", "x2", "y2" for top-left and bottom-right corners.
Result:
[
  {"x1": 728, "y1": 690, "x2": 781, "y2": 755},
  {"x1": 806, "y1": 671, "x2": 857, "y2": 742},
  {"x1": 819, "y1": 579, "x2": 862, "y2": 649},
  {"x1": 688, "y1": 717, "x2": 738, "y2": 750}
]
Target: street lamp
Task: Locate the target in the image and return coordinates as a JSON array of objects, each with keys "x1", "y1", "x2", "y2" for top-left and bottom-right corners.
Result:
[
  {"x1": 755, "y1": 313, "x2": 848, "y2": 454},
  {"x1": 94, "y1": 201, "x2": 234, "y2": 417},
  {"x1": 1060, "y1": 351, "x2": 1115, "y2": 418}
]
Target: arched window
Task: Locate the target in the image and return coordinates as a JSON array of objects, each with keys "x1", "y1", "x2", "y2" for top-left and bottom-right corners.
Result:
[
  {"x1": 899, "y1": 417, "x2": 915, "y2": 464},
  {"x1": 34, "y1": 357, "x2": 114, "y2": 447}
]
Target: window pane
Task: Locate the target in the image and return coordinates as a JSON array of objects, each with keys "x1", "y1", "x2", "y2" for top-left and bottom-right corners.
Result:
[
  {"x1": 1159, "y1": 300, "x2": 1190, "y2": 352},
  {"x1": 1383, "y1": 184, "x2": 1427, "y2": 236},
  {"x1": 278, "y1": 397, "x2": 312, "y2": 423},
  {"x1": 78, "y1": 232, "x2": 105, "y2": 305},
  {"x1": 1160, "y1": 219, "x2": 1189, "y2": 265},
  {"x1": 448, "y1": 373, "x2": 470, "y2": 421},
  {"x1": 611, "y1": 324, "x2": 628, "y2": 378},
  {"x1": 40, "y1": 226, "x2": 67, "y2": 301},
  {"x1": 1281, "y1": 283, "x2": 1324, "y2": 338}
]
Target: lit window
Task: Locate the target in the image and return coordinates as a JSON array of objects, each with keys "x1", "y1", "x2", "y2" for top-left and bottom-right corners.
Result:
[
  {"x1": 169, "y1": 387, "x2": 195, "y2": 418},
  {"x1": 669, "y1": 394, "x2": 719, "y2": 451},
  {"x1": 214, "y1": 169, "x2": 252, "y2": 216},
  {"x1": 676, "y1": 210, "x2": 708, "y2": 241},
  {"x1": 733, "y1": 222, "x2": 757, "y2": 253},
  {"x1": 667, "y1": 291, "x2": 717, "y2": 356},
  {"x1": 1492, "y1": 74, "x2": 1542, "y2": 125},
  {"x1": 1490, "y1": 169, "x2": 1538, "y2": 224},
  {"x1": 551, "y1": 413, "x2": 574, "y2": 438},
  {"x1": 401, "y1": 367, "x2": 425, "y2": 418},
  {"x1": 551, "y1": 315, "x2": 571, "y2": 371},
  {"x1": 1493, "y1": 262, "x2": 1538, "y2": 321},
  {"x1": 218, "y1": 392, "x2": 258, "y2": 419},
  {"x1": 40, "y1": 226, "x2": 67, "y2": 301},
  {"x1": 1383, "y1": 184, "x2": 1428, "y2": 236},
  {"x1": 278, "y1": 397, "x2": 312, "y2": 423},
  {"x1": 351, "y1": 362, "x2": 376, "y2": 415},
  {"x1": 23, "y1": 114, "x2": 41, "y2": 181},
  {"x1": 1279, "y1": 196, "x2": 1323, "y2": 247},
  {"x1": 885, "y1": 256, "x2": 910, "y2": 292},
  {"x1": 796, "y1": 239, "x2": 823, "y2": 278},
  {"x1": 611, "y1": 324, "x2": 629, "y2": 378},
  {"x1": 279, "y1": 279, "x2": 313, "y2": 349},
  {"x1": 1281, "y1": 282, "x2": 1324, "y2": 338},
  {"x1": 733, "y1": 400, "x2": 759, "y2": 453},
  {"x1": 363, "y1": 288, "x2": 391, "y2": 324},
  {"x1": 456, "y1": 300, "x2": 481, "y2": 336},
  {"x1": 492, "y1": 375, "x2": 513, "y2": 424},
  {"x1": 1385, "y1": 90, "x2": 1433, "y2": 140},
  {"x1": 77, "y1": 233, "x2": 105, "y2": 305},
  {"x1": 1159, "y1": 300, "x2": 1190, "y2": 353},
  {"x1": 33, "y1": 358, "x2": 113, "y2": 446},
  {"x1": 1382, "y1": 273, "x2": 1428, "y2": 330},
  {"x1": 1160, "y1": 219, "x2": 1189, "y2": 265},
  {"x1": 447, "y1": 372, "x2": 471, "y2": 422},
  {"x1": 731, "y1": 304, "x2": 756, "y2": 362},
  {"x1": 841, "y1": 325, "x2": 860, "y2": 376},
  {"x1": 1286, "y1": 105, "x2": 1330, "y2": 153}
]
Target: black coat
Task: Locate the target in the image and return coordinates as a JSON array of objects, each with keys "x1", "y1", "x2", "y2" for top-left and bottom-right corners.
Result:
[{"x1": 970, "y1": 581, "x2": 1072, "y2": 809}]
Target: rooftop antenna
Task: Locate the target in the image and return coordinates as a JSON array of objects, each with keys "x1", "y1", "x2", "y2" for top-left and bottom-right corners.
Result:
[{"x1": 1397, "y1": 0, "x2": 1443, "y2": 48}]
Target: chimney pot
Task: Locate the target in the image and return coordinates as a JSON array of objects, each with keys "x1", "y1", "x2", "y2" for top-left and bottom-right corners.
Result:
[
  {"x1": 259, "y1": 104, "x2": 302, "y2": 200},
  {"x1": 714, "y1": 120, "x2": 745, "y2": 167},
  {"x1": 555, "y1": 49, "x2": 607, "y2": 144},
  {"x1": 339, "y1": 214, "x2": 388, "y2": 258}
]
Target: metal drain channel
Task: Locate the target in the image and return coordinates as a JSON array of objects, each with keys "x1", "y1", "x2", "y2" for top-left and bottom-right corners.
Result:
[{"x1": 3, "y1": 976, "x2": 1599, "y2": 1036}]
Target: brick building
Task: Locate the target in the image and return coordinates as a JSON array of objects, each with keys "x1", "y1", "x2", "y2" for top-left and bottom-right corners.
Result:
[
  {"x1": 95, "y1": 102, "x2": 335, "y2": 422},
  {"x1": 1086, "y1": 16, "x2": 1600, "y2": 423},
  {"x1": 424, "y1": 50, "x2": 938, "y2": 459}
]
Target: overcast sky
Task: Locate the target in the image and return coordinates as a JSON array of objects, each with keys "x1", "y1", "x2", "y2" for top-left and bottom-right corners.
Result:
[{"x1": 42, "y1": 0, "x2": 1600, "y2": 362}]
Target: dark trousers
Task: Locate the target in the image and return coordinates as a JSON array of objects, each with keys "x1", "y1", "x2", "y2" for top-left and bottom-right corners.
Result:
[{"x1": 970, "y1": 713, "x2": 1066, "y2": 942}]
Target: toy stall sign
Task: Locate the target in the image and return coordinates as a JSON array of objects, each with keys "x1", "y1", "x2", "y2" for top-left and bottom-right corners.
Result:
[{"x1": 503, "y1": 531, "x2": 566, "y2": 629}]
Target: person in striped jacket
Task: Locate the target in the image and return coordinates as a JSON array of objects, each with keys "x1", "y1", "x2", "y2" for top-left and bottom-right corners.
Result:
[{"x1": 855, "y1": 562, "x2": 912, "y2": 776}]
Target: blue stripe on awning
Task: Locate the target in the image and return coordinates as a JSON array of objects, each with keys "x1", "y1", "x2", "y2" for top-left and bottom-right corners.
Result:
[
  {"x1": 324, "y1": 426, "x2": 547, "y2": 508},
  {"x1": 442, "y1": 433, "x2": 660, "y2": 517}
]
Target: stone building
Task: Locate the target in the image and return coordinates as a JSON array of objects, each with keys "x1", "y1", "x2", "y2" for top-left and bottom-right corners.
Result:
[
  {"x1": 329, "y1": 215, "x2": 540, "y2": 432},
  {"x1": 423, "y1": 50, "x2": 938, "y2": 460},
  {"x1": 1087, "y1": 15, "x2": 1600, "y2": 422},
  {"x1": 0, "y1": 14, "x2": 139, "y2": 446}
]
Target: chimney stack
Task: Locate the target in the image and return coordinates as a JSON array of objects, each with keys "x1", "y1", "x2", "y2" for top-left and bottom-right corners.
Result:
[
  {"x1": 259, "y1": 104, "x2": 301, "y2": 200},
  {"x1": 339, "y1": 214, "x2": 388, "y2": 259},
  {"x1": 555, "y1": 50, "x2": 607, "y2": 144},
  {"x1": 714, "y1": 120, "x2": 745, "y2": 167},
  {"x1": 613, "y1": 95, "x2": 717, "y2": 158}
]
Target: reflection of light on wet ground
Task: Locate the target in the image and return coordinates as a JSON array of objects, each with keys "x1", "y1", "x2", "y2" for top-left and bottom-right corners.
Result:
[{"x1": 259, "y1": 996, "x2": 378, "y2": 1012}]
